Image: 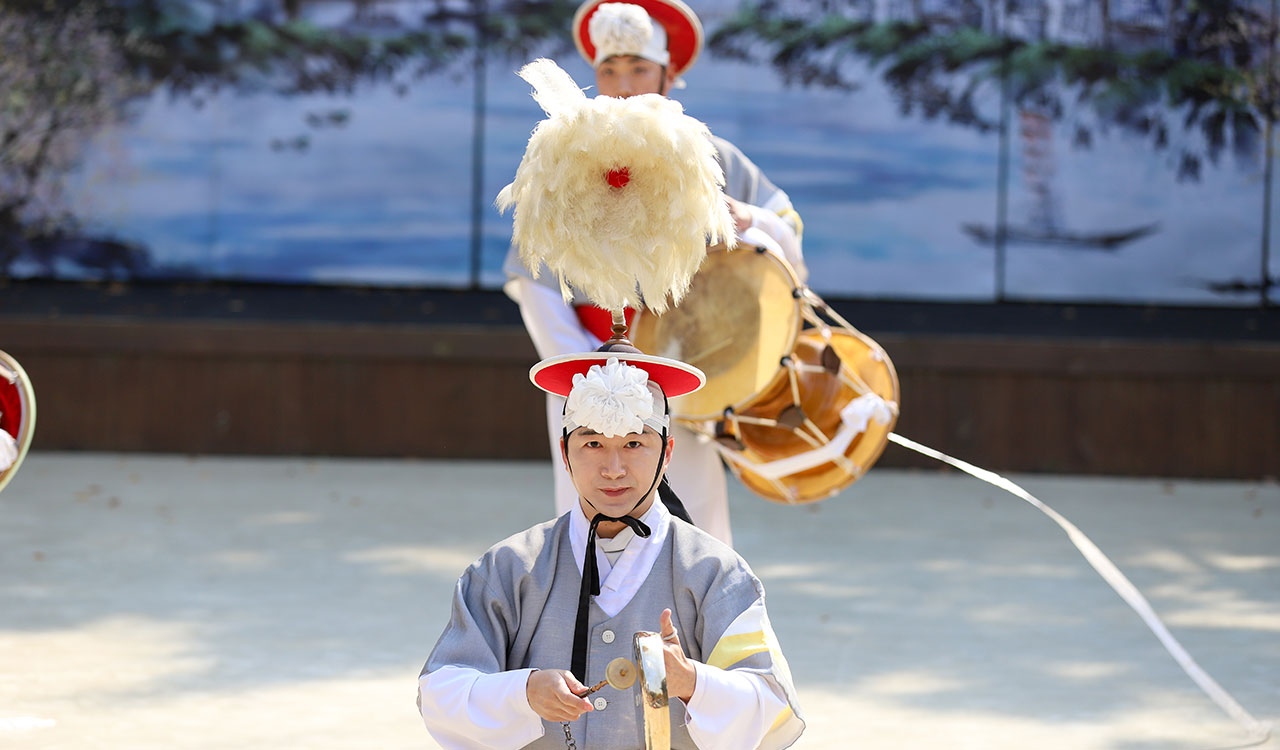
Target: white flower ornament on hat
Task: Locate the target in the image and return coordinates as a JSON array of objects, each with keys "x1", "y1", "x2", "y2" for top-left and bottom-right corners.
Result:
[
  {"x1": 588, "y1": 2, "x2": 669, "y2": 67},
  {"x1": 563, "y1": 358, "x2": 669, "y2": 438},
  {"x1": 0, "y1": 425, "x2": 16, "y2": 472}
]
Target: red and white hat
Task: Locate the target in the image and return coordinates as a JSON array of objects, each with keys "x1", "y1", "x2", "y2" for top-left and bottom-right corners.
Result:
[
  {"x1": 531, "y1": 343, "x2": 704, "y2": 438},
  {"x1": 0, "y1": 350, "x2": 36, "y2": 494},
  {"x1": 573, "y1": 0, "x2": 703, "y2": 78}
]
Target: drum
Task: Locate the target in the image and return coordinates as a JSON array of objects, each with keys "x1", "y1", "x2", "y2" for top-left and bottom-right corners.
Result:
[
  {"x1": 631, "y1": 246, "x2": 899, "y2": 504},
  {"x1": 0, "y1": 350, "x2": 37, "y2": 495},
  {"x1": 632, "y1": 247, "x2": 802, "y2": 420}
]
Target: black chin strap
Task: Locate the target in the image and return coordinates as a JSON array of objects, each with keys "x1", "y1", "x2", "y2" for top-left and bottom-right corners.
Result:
[
  {"x1": 565, "y1": 429, "x2": 671, "y2": 683},
  {"x1": 570, "y1": 511, "x2": 651, "y2": 682},
  {"x1": 658, "y1": 476, "x2": 693, "y2": 525}
]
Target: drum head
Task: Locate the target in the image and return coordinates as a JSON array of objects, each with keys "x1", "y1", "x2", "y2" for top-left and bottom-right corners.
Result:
[
  {"x1": 0, "y1": 350, "x2": 37, "y2": 495},
  {"x1": 732, "y1": 329, "x2": 899, "y2": 504},
  {"x1": 631, "y1": 248, "x2": 800, "y2": 420}
]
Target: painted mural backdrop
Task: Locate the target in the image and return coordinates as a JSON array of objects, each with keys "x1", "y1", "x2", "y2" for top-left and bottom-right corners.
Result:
[{"x1": 2, "y1": 0, "x2": 1276, "y2": 305}]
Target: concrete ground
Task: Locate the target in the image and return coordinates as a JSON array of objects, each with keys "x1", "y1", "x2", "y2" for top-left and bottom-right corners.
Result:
[{"x1": 0, "y1": 452, "x2": 1276, "y2": 750}]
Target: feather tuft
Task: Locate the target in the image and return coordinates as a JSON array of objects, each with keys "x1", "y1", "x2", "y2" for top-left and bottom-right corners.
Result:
[{"x1": 497, "y1": 59, "x2": 733, "y2": 314}]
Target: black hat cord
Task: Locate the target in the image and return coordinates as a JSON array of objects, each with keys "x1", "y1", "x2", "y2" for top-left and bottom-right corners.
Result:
[{"x1": 564, "y1": 429, "x2": 668, "y2": 683}]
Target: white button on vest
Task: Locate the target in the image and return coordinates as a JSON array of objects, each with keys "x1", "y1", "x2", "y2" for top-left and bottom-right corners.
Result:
[
  {"x1": 594, "y1": 697, "x2": 608, "y2": 711},
  {"x1": 601, "y1": 629, "x2": 615, "y2": 644}
]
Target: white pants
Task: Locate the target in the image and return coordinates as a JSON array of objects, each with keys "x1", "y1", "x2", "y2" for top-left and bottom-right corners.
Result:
[{"x1": 545, "y1": 394, "x2": 733, "y2": 547}]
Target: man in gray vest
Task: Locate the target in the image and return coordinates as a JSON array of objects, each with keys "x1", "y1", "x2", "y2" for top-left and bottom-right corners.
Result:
[{"x1": 418, "y1": 346, "x2": 804, "y2": 750}]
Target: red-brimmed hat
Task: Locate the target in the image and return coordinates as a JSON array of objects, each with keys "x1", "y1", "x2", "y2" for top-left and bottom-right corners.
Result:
[
  {"x1": 0, "y1": 350, "x2": 36, "y2": 495},
  {"x1": 530, "y1": 344, "x2": 705, "y2": 399},
  {"x1": 573, "y1": 0, "x2": 704, "y2": 78}
]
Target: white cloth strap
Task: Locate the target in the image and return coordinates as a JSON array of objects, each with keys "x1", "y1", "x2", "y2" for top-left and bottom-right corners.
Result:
[{"x1": 887, "y1": 431, "x2": 1272, "y2": 746}]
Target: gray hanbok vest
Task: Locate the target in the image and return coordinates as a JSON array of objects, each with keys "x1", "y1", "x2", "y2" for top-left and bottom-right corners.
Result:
[{"x1": 421, "y1": 514, "x2": 804, "y2": 750}]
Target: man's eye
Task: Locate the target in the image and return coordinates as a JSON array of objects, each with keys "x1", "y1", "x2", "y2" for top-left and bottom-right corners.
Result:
[{"x1": 626, "y1": 441, "x2": 642, "y2": 449}]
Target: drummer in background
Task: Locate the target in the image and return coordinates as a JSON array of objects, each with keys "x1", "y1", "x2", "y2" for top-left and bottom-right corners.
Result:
[{"x1": 503, "y1": 0, "x2": 807, "y2": 546}]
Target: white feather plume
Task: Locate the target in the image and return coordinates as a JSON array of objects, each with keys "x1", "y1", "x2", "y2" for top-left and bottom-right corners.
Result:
[{"x1": 497, "y1": 58, "x2": 733, "y2": 314}]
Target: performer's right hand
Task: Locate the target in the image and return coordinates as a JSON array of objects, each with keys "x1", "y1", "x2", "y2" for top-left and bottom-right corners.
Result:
[{"x1": 526, "y1": 669, "x2": 594, "y2": 722}]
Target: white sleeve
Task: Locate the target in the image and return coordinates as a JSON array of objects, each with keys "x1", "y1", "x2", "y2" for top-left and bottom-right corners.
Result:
[
  {"x1": 744, "y1": 204, "x2": 807, "y2": 284},
  {"x1": 418, "y1": 666, "x2": 544, "y2": 750},
  {"x1": 683, "y1": 661, "x2": 790, "y2": 750},
  {"x1": 507, "y1": 276, "x2": 597, "y2": 358}
]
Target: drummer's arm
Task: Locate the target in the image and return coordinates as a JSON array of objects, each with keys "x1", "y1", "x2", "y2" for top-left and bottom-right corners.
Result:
[
  {"x1": 726, "y1": 193, "x2": 807, "y2": 284},
  {"x1": 507, "y1": 276, "x2": 597, "y2": 358}
]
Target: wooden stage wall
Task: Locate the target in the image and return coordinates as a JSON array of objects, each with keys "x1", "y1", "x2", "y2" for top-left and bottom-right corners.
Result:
[{"x1": 3, "y1": 317, "x2": 1277, "y2": 479}]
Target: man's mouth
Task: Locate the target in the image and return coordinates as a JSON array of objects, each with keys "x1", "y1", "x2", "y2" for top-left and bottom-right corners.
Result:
[{"x1": 600, "y1": 487, "x2": 630, "y2": 498}]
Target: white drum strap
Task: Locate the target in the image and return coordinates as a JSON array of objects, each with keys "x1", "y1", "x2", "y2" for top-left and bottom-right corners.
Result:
[
  {"x1": 887, "y1": 432, "x2": 1272, "y2": 747},
  {"x1": 717, "y1": 394, "x2": 897, "y2": 481}
]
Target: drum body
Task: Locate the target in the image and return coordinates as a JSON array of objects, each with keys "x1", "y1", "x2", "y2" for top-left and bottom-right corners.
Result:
[
  {"x1": 632, "y1": 248, "x2": 800, "y2": 421},
  {"x1": 0, "y1": 350, "x2": 37, "y2": 494},
  {"x1": 632, "y1": 247, "x2": 899, "y2": 505}
]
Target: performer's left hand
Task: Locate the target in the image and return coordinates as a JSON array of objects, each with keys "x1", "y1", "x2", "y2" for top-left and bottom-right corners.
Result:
[
  {"x1": 725, "y1": 196, "x2": 752, "y2": 235},
  {"x1": 659, "y1": 608, "x2": 696, "y2": 701}
]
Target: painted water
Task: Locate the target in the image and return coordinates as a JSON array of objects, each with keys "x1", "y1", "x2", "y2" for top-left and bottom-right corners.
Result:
[{"x1": 8, "y1": 0, "x2": 1275, "y2": 306}]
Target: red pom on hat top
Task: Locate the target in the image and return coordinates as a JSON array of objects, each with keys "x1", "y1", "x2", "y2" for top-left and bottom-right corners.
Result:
[
  {"x1": 605, "y1": 167, "x2": 630, "y2": 188},
  {"x1": 574, "y1": 0, "x2": 704, "y2": 77}
]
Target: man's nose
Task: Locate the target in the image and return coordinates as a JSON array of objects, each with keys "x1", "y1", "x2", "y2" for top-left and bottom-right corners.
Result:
[{"x1": 601, "y1": 450, "x2": 626, "y2": 478}]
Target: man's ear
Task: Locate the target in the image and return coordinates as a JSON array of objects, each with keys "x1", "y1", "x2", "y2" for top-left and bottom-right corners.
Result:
[
  {"x1": 662, "y1": 69, "x2": 678, "y2": 95},
  {"x1": 663, "y1": 434, "x2": 675, "y2": 471}
]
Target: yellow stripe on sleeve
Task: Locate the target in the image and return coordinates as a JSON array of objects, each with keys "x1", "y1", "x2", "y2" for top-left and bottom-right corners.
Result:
[
  {"x1": 776, "y1": 208, "x2": 804, "y2": 238},
  {"x1": 706, "y1": 629, "x2": 770, "y2": 670},
  {"x1": 769, "y1": 704, "x2": 794, "y2": 733}
]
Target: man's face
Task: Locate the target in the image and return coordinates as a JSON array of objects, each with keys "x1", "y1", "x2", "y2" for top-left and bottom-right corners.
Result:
[
  {"x1": 563, "y1": 426, "x2": 672, "y2": 518},
  {"x1": 595, "y1": 55, "x2": 675, "y2": 98}
]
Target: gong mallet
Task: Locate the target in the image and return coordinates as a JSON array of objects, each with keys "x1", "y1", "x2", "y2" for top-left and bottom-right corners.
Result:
[{"x1": 574, "y1": 656, "x2": 637, "y2": 698}]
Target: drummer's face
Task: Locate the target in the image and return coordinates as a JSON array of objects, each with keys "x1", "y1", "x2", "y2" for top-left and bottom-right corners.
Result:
[
  {"x1": 595, "y1": 56, "x2": 675, "y2": 98},
  {"x1": 563, "y1": 425, "x2": 672, "y2": 526}
]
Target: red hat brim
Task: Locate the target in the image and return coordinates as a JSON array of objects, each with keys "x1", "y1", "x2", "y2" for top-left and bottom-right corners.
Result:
[
  {"x1": 573, "y1": 0, "x2": 704, "y2": 77},
  {"x1": 0, "y1": 350, "x2": 37, "y2": 495},
  {"x1": 530, "y1": 351, "x2": 705, "y2": 399}
]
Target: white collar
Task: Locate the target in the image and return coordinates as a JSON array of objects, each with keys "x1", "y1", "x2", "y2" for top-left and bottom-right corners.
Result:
[
  {"x1": 569, "y1": 498, "x2": 666, "y2": 566},
  {"x1": 568, "y1": 499, "x2": 669, "y2": 618}
]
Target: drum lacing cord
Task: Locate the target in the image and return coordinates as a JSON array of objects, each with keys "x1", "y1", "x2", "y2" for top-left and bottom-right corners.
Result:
[
  {"x1": 795, "y1": 293, "x2": 881, "y2": 397},
  {"x1": 778, "y1": 355, "x2": 870, "y2": 477},
  {"x1": 887, "y1": 431, "x2": 1272, "y2": 747}
]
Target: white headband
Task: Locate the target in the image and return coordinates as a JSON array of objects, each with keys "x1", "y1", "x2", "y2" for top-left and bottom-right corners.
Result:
[
  {"x1": 588, "y1": 3, "x2": 670, "y2": 68},
  {"x1": 563, "y1": 358, "x2": 670, "y2": 437}
]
